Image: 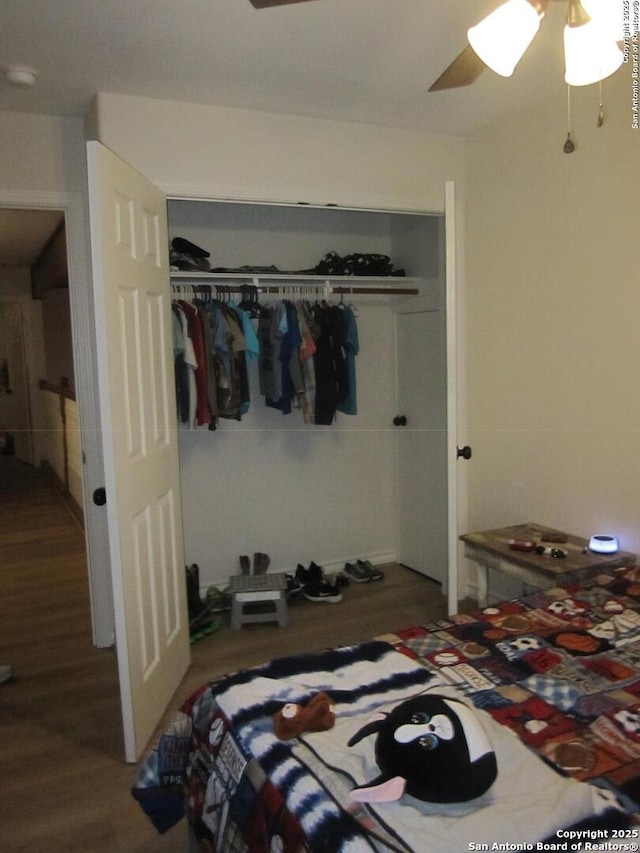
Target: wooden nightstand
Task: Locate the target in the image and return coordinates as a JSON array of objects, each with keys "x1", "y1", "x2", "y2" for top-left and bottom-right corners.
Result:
[{"x1": 460, "y1": 522, "x2": 636, "y2": 607}]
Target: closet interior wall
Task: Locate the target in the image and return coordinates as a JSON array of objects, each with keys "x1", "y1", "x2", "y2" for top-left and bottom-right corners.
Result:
[{"x1": 167, "y1": 199, "x2": 445, "y2": 589}]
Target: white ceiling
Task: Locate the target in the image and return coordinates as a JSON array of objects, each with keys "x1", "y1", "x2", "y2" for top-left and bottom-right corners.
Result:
[{"x1": 0, "y1": 0, "x2": 575, "y2": 137}]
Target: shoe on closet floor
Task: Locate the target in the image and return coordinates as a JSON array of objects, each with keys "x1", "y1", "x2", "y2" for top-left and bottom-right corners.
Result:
[
  {"x1": 344, "y1": 561, "x2": 372, "y2": 583},
  {"x1": 295, "y1": 561, "x2": 323, "y2": 588},
  {"x1": 0, "y1": 664, "x2": 13, "y2": 684},
  {"x1": 254, "y1": 552, "x2": 271, "y2": 574},
  {"x1": 186, "y1": 564, "x2": 207, "y2": 619},
  {"x1": 357, "y1": 559, "x2": 384, "y2": 582},
  {"x1": 302, "y1": 579, "x2": 343, "y2": 604},
  {"x1": 205, "y1": 586, "x2": 232, "y2": 612}
]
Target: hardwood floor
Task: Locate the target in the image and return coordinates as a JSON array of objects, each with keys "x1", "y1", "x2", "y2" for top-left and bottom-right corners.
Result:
[{"x1": 0, "y1": 457, "x2": 451, "y2": 852}]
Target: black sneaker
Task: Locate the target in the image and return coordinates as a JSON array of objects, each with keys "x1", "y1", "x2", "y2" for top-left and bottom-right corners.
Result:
[
  {"x1": 303, "y1": 579, "x2": 343, "y2": 604},
  {"x1": 295, "y1": 562, "x2": 323, "y2": 587}
]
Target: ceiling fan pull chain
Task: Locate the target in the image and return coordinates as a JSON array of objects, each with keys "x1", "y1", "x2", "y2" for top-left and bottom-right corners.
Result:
[
  {"x1": 563, "y1": 84, "x2": 576, "y2": 154},
  {"x1": 597, "y1": 79, "x2": 605, "y2": 127}
]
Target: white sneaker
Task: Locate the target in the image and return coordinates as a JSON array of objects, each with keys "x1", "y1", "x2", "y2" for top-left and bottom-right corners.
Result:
[{"x1": 0, "y1": 665, "x2": 13, "y2": 684}]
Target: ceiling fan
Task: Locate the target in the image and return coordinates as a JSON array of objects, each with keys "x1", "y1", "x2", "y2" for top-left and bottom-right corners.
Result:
[
  {"x1": 430, "y1": 0, "x2": 627, "y2": 92},
  {"x1": 249, "y1": 0, "x2": 626, "y2": 93}
]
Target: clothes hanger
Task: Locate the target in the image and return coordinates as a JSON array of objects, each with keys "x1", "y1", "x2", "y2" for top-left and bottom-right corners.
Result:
[
  {"x1": 250, "y1": 285, "x2": 262, "y2": 318},
  {"x1": 238, "y1": 284, "x2": 255, "y2": 312}
]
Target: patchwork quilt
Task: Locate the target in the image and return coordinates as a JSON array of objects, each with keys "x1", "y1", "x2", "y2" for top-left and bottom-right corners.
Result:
[
  {"x1": 132, "y1": 565, "x2": 640, "y2": 851},
  {"x1": 383, "y1": 565, "x2": 640, "y2": 813}
]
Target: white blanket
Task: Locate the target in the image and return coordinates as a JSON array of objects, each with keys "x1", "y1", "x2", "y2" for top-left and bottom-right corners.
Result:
[
  {"x1": 295, "y1": 683, "x2": 614, "y2": 852},
  {"x1": 214, "y1": 643, "x2": 617, "y2": 852}
]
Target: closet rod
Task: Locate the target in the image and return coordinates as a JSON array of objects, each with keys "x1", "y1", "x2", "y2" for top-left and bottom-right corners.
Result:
[
  {"x1": 170, "y1": 283, "x2": 419, "y2": 296},
  {"x1": 330, "y1": 285, "x2": 418, "y2": 296}
]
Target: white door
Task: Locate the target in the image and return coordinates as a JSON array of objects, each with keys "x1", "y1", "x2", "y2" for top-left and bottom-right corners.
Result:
[
  {"x1": 87, "y1": 141, "x2": 190, "y2": 762},
  {"x1": 395, "y1": 299, "x2": 448, "y2": 585},
  {"x1": 395, "y1": 183, "x2": 464, "y2": 613}
]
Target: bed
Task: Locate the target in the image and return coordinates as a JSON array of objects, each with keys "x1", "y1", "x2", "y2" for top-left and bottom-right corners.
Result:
[{"x1": 132, "y1": 564, "x2": 640, "y2": 851}]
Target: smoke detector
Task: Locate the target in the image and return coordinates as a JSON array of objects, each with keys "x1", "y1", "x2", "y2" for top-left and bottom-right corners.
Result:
[{"x1": 5, "y1": 65, "x2": 38, "y2": 87}]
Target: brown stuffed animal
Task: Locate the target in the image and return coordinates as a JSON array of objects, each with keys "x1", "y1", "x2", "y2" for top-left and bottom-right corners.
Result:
[{"x1": 273, "y1": 692, "x2": 336, "y2": 740}]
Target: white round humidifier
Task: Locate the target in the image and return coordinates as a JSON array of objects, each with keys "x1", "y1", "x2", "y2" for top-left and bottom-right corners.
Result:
[{"x1": 588, "y1": 534, "x2": 618, "y2": 554}]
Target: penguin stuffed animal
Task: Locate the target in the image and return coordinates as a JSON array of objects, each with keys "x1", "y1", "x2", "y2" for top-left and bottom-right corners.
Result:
[{"x1": 348, "y1": 694, "x2": 497, "y2": 804}]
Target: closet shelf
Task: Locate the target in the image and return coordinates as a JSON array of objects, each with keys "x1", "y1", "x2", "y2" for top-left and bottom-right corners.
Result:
[{"x1": 170, "y1": 271, "x2": 421, "y2": 296}]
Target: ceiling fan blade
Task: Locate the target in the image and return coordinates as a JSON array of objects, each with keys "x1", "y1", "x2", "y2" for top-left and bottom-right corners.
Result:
[
  {"x1": 428, "y1": 44, "x2": 487, "y2": 92},
  {"x1": 249, "y1": 0, "x2": 318, "y2": 8}
]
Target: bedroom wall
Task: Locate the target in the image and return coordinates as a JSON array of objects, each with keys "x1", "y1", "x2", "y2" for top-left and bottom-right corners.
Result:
[
  {"x1": 86, "y1": 92, "x2": 465, "y2": 212},
  {"x1": 0, "y1": 111, "x2": 86, "y2": 193},
  {"x1": 464, "y1": 65, "x2": 639, "y2": 601}
]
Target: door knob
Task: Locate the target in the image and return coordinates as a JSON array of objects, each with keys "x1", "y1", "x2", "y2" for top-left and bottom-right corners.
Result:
[
  {"x1": 93, "y1": 487, "x2": 107, "y2": 506},
  {"x1": 457, "y1": 445, "x2": 472, "y2": 460},
  {"x1": 393, "y1": 415, "x2": 407, "y2": 427}
]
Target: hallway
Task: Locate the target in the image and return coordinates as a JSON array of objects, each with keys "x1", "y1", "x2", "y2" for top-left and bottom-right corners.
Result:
[{"x1": 0, "y1": 457, "x2": 181, "y2": 852}]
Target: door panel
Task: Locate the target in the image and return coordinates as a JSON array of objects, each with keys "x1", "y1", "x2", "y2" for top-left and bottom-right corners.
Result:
[
  {"x1": 87, "y1": 141, "x2": 189, "y2": 762},
  {"x1": 396, "y1": 307, "x2": 448, "y2": 584}
]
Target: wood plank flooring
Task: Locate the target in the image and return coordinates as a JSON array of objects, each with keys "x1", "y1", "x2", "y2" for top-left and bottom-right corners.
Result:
[{"x1": 0, "y1": 457, "x2": 451, "y2": 852}]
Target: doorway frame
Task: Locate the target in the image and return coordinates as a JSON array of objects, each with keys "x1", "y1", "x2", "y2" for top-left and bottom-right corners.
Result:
[
  {"x1": 0, "y1": 189, "x2": 114, "y2": 648},
  {"x1": 163, "y1": 184, "x2": 465, "y2": 613}
]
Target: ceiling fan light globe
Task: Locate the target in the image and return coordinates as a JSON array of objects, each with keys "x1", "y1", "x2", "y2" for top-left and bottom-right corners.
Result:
[
  {"x1": 467, "y1": 0, "x2": 542, "y2": 77},
  {"x1": 581, "y1": 0, "x2": 633, "y2": 41},
  {"x1": 563, "y1": 22, "x2": 624, "y2": 86}
]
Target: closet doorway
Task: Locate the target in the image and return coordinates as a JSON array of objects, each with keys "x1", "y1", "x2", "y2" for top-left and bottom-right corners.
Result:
[{"x1": 166, "y1": 197, "x2": 454, "y2": 595}]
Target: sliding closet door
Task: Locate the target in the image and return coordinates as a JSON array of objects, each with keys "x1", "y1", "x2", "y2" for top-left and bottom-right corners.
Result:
[{"x1": 87, "y1": 141, "x2": 189, "y2": 762}]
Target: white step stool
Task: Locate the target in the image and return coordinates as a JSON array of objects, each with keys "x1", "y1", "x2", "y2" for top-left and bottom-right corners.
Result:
[{"x1": 229, "y1": 572, "x2": 288, "y2": 629}]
